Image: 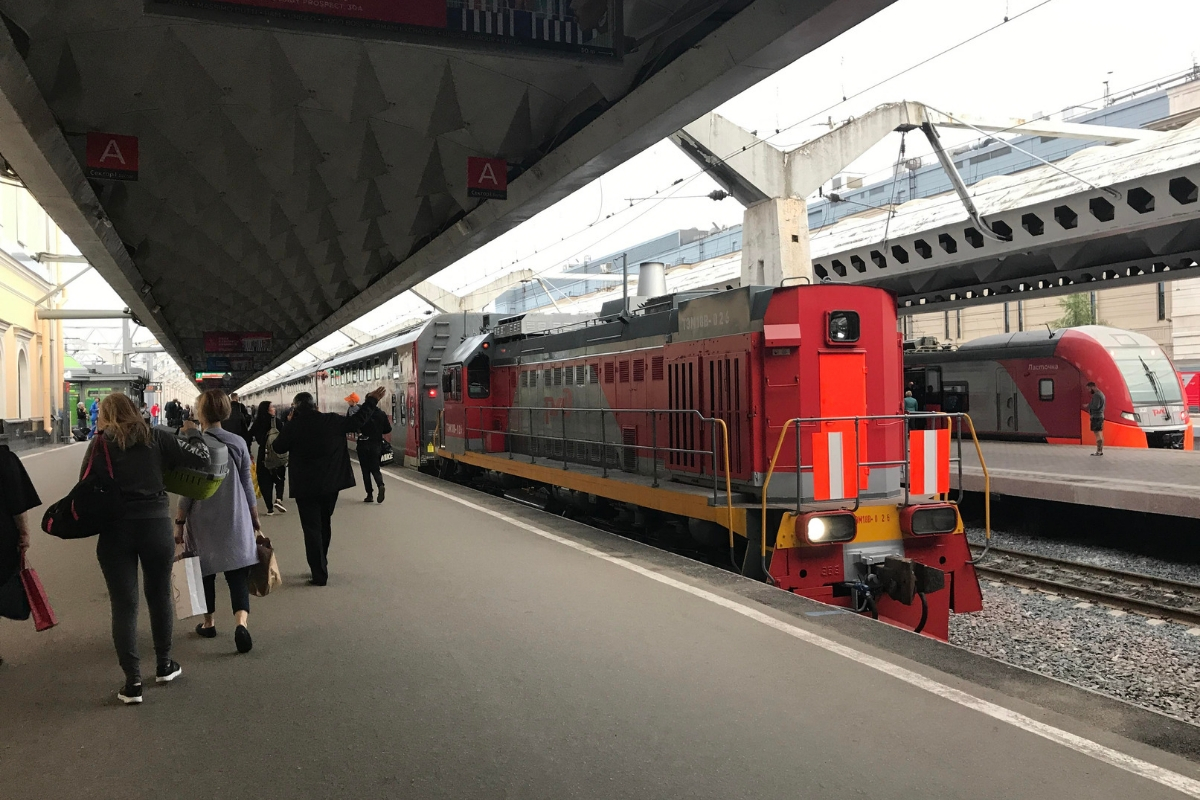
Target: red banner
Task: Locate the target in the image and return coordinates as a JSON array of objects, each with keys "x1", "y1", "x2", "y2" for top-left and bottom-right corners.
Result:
[
  {"x1": 217, "y1": 0, "x2": 445, "y2": 27},
  {"x1": 85, "y1": 132, "x2": 139, "y2": 181},
  {"x1": 204, "y1": 331, "x2": 273, "y2": 354}
]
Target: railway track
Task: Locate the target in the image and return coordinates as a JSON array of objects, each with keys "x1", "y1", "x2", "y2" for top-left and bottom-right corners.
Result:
[{"x1": 970, "y1": 545, "x2": 1200, "y2": 627}]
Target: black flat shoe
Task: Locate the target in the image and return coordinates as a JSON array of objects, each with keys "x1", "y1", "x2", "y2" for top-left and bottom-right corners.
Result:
[
  {"x1": 195, "y1": 623, "x2": 217, "y2": 638},
  {"x1": 307, "y1": 579, "x2": 327, "y2": 586},
  {"x1": 363, "y1": 495, "x2": 373, "y2": 503},
  {"x1": 377, "y1": 485, "x2": 385, "y2": 504},
  {"x1": 235, "y1": 625, "x2": 253, "y2": 654}
]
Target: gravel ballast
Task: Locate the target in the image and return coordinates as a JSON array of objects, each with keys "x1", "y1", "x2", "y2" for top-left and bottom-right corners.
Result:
[{"x1": 950, "y1": 580, "x2": 1200, "y2": 723}]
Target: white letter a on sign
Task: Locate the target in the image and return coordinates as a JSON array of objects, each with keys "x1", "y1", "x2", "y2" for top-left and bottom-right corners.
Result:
[
  {"x1": 478, "y1": 161, "x2": 498, "y2": 186},
  {"x1": 100, "y1": 139, "x2": 126, "y2": 165}
]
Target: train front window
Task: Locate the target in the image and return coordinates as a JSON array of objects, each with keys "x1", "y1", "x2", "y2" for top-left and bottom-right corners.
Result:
[
  {"x1": 467, "y1": 354, "x2": 490, "y2": 399},
  {"x1": 1111, "y1": 347, "x2": 1183, "y2": 404}
]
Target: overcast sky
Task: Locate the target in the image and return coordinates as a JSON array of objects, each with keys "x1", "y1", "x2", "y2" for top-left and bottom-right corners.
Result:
[{"x1": 65, "y1": 0, "x2": 1200, "y2": 371}]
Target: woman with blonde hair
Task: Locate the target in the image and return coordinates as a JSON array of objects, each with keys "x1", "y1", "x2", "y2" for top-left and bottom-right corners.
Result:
[
  {"x1": 175, "y1": 390, "x2": 260, "y2": 654},
  {"x1": 87, "y1": 392, "x2": 209, "y2": 705}
]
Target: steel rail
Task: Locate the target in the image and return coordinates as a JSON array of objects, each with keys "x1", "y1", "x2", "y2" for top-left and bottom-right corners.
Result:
[{"x1": 971, "y1": 545, "x2": 1200, "y2": 627}]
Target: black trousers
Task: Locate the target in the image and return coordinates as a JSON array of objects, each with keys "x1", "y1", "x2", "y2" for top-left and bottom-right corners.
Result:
[
  {"x1": 203, "y1": 566, "x2": 252, "y2": 615},
  {"x1": 296, "y1": 493, "x2": 339, "y2": 584},
  {"x1": 256, "y1": 462, "x2": 286, "y2": 508},
  {"x1": 357, "y1": 442, "x2": 383, "y2": 496},
  {"x1": 95, "y1": 517, "x2": 175, "y2": 682}
]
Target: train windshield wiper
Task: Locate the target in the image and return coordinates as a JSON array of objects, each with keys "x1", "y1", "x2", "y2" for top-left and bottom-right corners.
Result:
[{"x1": 1139, "y1": 356, "x2": 1172, "y2": 422}]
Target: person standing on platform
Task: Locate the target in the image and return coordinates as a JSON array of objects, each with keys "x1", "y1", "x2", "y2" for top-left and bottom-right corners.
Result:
[
  {"x1": 225, "y1": 392, "x2": 252, "y2": 447},
  {"x1": 174, "y1": 390, "x2": 260, "y2": 654},
  {"x1": 165, "y1": 398, "x2": 182, "y2": 428},
  {"x1": 249, "y1": 401, "x2": 288, "y2": 516},
  {"x1": 76, "y1": 400, "x2": 87, "y2": 429},
  {"x1": 88, "y1": 398, "x2": 99, "y2": 439},
  {"x1": 903, "y1": 390, "x2": 918, "y2": 414},
  {"x1": 150, "y1": 402, "x2": 160, "y2": 426},
  {"x1": 1086, "y1": 381, "x2": 1106, "y2": 456},
  {"x1": 272, "y1": 386, "x2": 385, "y2": 586},
  {"x1": 87, "y1": 393, "x2": 210, "y2": 704},
  {"x1": 0, "y1": 443, "x2": 40, "y2": 665},
  {"x1": 344, "y1": 393, "x2": 361, "y2": 418},
  {"x1": 357, "y1": 401, "x2": 392, "y2": 504}
]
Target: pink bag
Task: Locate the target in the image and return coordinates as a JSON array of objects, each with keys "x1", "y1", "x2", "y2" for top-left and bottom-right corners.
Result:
[{"x1": 20, "y1": 556, "x2": 57, "y2": 632}]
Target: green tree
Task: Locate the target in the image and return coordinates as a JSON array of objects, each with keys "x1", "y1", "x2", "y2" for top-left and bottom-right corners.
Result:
[{"x1": 1054, "y1": 293, "x2": 1100, "y2": 328}]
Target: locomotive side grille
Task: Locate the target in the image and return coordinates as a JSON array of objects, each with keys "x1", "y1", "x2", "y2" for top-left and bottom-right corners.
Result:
[
  {"x1": 604, "y1": 362, "x2": 615, "y2": 384},
  {"x1": 520, "y1": 370, "x2": 529, "y2": 388},
  {"x1": 588, "y1": 364, "x2": 599, "y2": 384},
  {"x1": 576, "y1": 365, "x2": 586, "y2": 385},
  {"x1": 564, "y1": 366, "x2": 574, "y2": 385},
  {"x1": 621, "y1": 426, "x2": 638, "y2": 472},
  {"x1": 668, "y1": 360, "x2": 698, "y2": 469},
  {"x1": 651, "y1": 356, "x2": 664, "y2": 381},
  {"x1": 553, "y1": 367, "x2": 562, "y2": 386},
  {"x1": 632, "y1": 358, "x2": 645, "y2": 382},
  {"x1": 543, "y1": 368, "x2": 552, "y2": 386},
  {"x1": 618, "y1": 360, "x2": 630, "y2": 383}
]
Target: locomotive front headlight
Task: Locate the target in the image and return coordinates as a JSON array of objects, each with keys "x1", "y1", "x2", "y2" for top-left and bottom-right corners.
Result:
[
  {"x1": 802, "y1": 513, "x2": 856, "y2": 544},
  {"x1": 900, "y1": 503, "x2": 960, "y2": 536}
]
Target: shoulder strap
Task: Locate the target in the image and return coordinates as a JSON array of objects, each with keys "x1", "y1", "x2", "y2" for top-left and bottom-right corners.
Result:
[
  {"x1": 81, "y1": 438, "x2": 99, "y2": 479},
  {"x1": 97, "y1": 436, "x2": 115, "y2": 477}
]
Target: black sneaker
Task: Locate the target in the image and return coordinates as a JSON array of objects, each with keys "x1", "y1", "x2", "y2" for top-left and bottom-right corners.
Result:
[
  {"x1": 195, "y1": 623, "x2": 217, "y2": 639},
  {"x1": 155, "y1": 660, "x2": 182, "y2": 684},
  {"x1": 235, "y1": 625, "x2": 253, "y2": 654},
  {"x1": 377, "y1": 485, "x2": 385, "y2": 504},
  {"x1": 363, "y1": 495, "x2": 373, "y2": 503},
  {"x1": 118, "y1": 682, "x2": 143, "y2": 705}
]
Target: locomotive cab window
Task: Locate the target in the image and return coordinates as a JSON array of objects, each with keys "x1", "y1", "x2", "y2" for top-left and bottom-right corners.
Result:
[
  {"x1": 827, "y1": 311, "x2": 860, "y2": 344},
  {"x1": 467, "y1": 354, "x2": 490, "y2": 399},
  {"x1": 943, "y1": 382, "x2": 969, "y2": 413},
  {"x1": 1038, "y1": 379, "x2": 1054, "y2": 401}
]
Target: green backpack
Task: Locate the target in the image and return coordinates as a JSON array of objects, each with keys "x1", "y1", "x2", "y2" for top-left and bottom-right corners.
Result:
[{"x1": 263, "y1": 420, "x2": 288, "y2": 470}]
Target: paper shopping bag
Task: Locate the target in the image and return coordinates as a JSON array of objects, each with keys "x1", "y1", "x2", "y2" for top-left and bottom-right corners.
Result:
[
  {"x1": 20, "y1": 560, "x2": 57, "y2": 631},
  {"x1": 172, "y1": 555, "x2": 207, "y2": 619}
]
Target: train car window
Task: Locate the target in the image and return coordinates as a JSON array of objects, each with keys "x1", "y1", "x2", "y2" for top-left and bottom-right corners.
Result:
[
  {"x1": 442, "y1": 369, "x2": 452, "y2": 395},
  {"x1": 467, "y1": 354, "x2": 490, "y2": 399},
  {"x1": 827, "y1": 311, "x2": 860, "y2": 344},
  {"x1": 1038, "y1": 379, "x2": 1054, "y2": 401},
  {"x1": 943, "y1": 382, "x2": 969, "y2": 412},
  {"x1": 374, "y1": 363, "x2": 381, "y2": 380}
]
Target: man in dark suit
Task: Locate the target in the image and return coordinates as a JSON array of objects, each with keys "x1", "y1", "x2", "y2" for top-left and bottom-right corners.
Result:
[{"x1": 272, "y1": 386, "x2": 386, "y2": 585}]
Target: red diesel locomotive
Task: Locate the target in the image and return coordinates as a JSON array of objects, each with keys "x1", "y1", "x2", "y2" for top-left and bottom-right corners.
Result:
[{"x1": 436, "y1": 283, "x2": 984, "y2": 640}]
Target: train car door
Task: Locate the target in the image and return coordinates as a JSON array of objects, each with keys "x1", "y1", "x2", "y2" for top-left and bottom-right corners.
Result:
[{"x1": 995, "y1": 368, "x2": 1019, "y2": 432}]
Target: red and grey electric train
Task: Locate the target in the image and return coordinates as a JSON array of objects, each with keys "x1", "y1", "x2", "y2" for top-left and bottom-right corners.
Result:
[
  {"x1": 435, "y1": 284, "x2": 983, "y2": 640},
  {"x1": 905, "y1": 326, "x2": 1192, "y2": 449}
]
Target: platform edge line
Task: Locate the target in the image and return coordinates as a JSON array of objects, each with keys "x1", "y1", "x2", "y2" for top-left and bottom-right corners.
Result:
[{"x1": 384, "y1": 469, "x2": 1200, "y2": 798}]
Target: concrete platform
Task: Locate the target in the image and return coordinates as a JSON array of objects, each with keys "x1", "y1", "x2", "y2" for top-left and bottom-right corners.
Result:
[
  {"x1": 957, "y1": 441, "x2": 1200, "y2": 518},
  {"x1": 3, "y1": 444, "x2": 1200, "y2": 799}
]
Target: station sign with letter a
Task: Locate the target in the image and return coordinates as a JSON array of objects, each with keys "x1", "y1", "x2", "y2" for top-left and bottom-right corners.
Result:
[
  {"x1": 85, "y1": 132, "x2": 139, "y2": 181},
  {"x1": 467, "y1": 157, "x2": 508, "y2": 200}
]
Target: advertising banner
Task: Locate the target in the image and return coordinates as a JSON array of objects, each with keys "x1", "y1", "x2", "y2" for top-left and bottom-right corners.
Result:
[
  {"x1": 204, "y1": 331, "x2": 273, "y2": 354},
  {"x1": 151, "y1": 0, "x2": 620, "y2": 57}
]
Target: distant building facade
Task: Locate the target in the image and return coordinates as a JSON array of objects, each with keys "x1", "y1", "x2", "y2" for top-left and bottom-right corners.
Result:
[{"x1": 0, "y1": 176, "x2": 71, "y2": 449}]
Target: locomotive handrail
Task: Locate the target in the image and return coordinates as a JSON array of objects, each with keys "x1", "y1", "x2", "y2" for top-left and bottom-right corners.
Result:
[
  {"x1": 453, "y1": 405, "x2": 736, "y2": 558},
  {"x1": 758, "y1": 411, "x2": 991, "y2": 582}
]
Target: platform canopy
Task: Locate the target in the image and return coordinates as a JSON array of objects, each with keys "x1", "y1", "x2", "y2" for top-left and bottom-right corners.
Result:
[{"x1": 0, "y1": 0, "x2": 893, "y2": 385}]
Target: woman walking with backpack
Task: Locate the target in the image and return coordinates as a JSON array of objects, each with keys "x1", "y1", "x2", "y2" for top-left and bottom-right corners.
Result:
[
  {"x1": 250, "y1": 401, "x2": 288, "y2": 516},
  {"x1": 87, "y1": 393, "x2": 210, "y2": 704},
  {"x1": 175, "y1": 390, "x2": 260, "y2": 654}
]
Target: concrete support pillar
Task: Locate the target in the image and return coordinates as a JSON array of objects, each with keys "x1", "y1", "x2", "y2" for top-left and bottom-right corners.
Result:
[{"x1": 740, "y1": 197, "x2": 811, "y2": 287}]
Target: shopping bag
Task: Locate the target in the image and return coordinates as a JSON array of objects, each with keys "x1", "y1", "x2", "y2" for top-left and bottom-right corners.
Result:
[
  {"x1": 172, "y1": 555, "x2": 207, "y2": 619},
  {"x1": 19, "y1": 558, "x2": 57, "y2": 631},
  {"x1": 248, "y1": 534, "x2": 282, "y2": 597}
]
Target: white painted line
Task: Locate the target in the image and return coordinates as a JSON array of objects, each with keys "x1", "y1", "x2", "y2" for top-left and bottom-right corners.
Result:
[
  {"x1": 17, "y1": 442, "x2": 84, "y2": 460},
  {"x1": 383, "y1": 467, "x2": 1200, "y2": 797}
]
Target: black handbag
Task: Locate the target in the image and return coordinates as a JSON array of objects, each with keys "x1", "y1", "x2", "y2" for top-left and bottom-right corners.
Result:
[
  {"x1": 41, "y1": 437, "x2": 125, "y2": 540},
  {"x1": 379, "y1": 439, "x2": 395, "y2": 465}
]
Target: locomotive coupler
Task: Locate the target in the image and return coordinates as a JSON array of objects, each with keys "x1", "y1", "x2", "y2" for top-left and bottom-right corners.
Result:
[{"x1": 834, "y1": 555, "x2": 946, "y2": 608}]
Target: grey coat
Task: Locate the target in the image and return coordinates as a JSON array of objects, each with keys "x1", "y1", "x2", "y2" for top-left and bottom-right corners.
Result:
[{"x1": 179, "y1": 427, "x2": 258, "y2": 576}]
